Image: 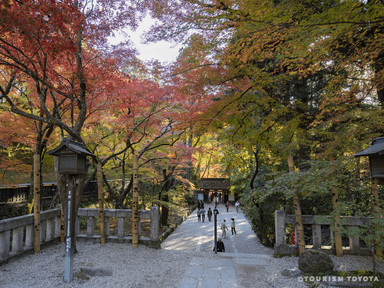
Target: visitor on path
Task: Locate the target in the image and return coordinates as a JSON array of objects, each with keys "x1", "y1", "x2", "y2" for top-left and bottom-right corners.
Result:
[
  {"x1": 226, "y1": 201, "x2": 229, "y2": 212},
  {"x1": 215, "y1": 197, "x2": 219, "y2": 206},
  {"x1": 207, "y1": 207, "x2": 212, "y2": 222},
  {"x1": 235, "y1": 201, "x2": 240, "y2": 213},
  {"x1": 221, "y1": 220, "x2": 228, "y2": 238},
  {"x1": 197, "y1": 209, "x2": 201, "y2": 222},
  {"x1": 200, "y1": 200, "x2": 204, "y2": 209},
  {"x1": 200, "y1": 208, "x2": 206, "y2": 222},
  {"x1": 231, "y1": 218, "x2": 237, "y2": 235},
  {"x1": 213, "y1": 239, "x2": 225, "y2": 252}
]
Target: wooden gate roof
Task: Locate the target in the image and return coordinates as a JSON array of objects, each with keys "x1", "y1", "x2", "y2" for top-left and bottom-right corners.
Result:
[{"x1": 200, "y1": 178, "x2": 230, "y2": 190}]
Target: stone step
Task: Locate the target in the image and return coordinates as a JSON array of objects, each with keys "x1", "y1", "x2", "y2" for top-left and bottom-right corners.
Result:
[{"x1": 217, "y1": 252, "x2": 273, "y2": 259}]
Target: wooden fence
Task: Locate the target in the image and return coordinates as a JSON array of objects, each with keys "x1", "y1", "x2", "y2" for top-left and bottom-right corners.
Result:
[{"x1": 0, "y1": 181, "x2": 98, "y2": 203}]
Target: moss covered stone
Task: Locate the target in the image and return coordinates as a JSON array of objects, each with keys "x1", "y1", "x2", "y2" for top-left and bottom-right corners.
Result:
[{"x1": 298, "y1": 249, "x2": 334, "y2": 274}]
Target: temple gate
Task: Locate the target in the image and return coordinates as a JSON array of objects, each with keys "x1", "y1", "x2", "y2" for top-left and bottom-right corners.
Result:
[{"x1": 198, "y1": 178, "x2": 232, "y2": 204}]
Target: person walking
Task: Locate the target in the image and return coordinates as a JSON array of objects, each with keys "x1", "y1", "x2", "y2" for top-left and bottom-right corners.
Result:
[
  {"x1": 200, "y1": 208, "x2": 206, "y2": 222},
  {"x1": 235, "y1": 201, "x2": 240, "y2": 213},
  {"x1": 231, "y1": 218, "x2": 237, "y2": 235},
  {"x1": 197, "y1": 209, "x2": 201, "y2": 222},
  {"x1": 221, "y1": 219, "x2": 228, "y2": 238},
  {"x1": 207, "y1": 207, "x2": 212, "y2": 222},
  {"x1": 213, "y1": 239, "x2": 225, "y2": 252},
  {"x1": 226, "y1": 201, "x2": 229, "y2": 212}
]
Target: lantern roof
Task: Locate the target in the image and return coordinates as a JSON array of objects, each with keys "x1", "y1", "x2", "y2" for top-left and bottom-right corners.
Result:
[
  {"x1": 354, "y1": 137, "x2": 384, "y2": 157},
  {"x1": 47, "y1": 138, "x2": 95, "y2": 157}
]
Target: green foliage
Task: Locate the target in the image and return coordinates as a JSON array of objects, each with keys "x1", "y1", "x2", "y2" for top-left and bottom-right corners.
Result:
[{"x1": 240, "y1": 156, "x2": 384, "y2": 249}]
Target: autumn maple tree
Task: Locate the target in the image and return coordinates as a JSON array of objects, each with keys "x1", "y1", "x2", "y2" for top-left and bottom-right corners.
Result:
[{"x1": 0, "y1": 0, "x2": 146, "y2": 252}]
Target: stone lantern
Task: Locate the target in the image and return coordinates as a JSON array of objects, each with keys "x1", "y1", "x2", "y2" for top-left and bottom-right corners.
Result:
[
  {"x1": 354, "y1": 136, "x2": 384, "y2": 257},
  {"x1": 354, "y1": 136, "x2": 384, "y2": 181},
  {"x1": 47, "y1": 138, "x2": 95, "y2": 175},
  {"x1": 47, "y1": 138, "x2": 95, "y2": 283}
]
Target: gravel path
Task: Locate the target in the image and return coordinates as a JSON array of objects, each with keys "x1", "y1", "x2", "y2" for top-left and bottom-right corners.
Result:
[
  {"x1": 1, "y1": 242, "x2": 198, "y2": 288},
  {"x1": 0, "y1": 203, "x2": 383, "y2": 288}
]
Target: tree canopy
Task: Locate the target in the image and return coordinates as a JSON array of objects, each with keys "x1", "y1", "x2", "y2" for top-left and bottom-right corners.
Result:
[{"x1": 1, "y1": 0, "x2": 383, "y2": 251}]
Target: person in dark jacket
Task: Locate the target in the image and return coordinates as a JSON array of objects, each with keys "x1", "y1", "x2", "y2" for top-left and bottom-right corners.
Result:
[
  {"x1": 207, "y1": 207, "x2": 213, "y2": 222},
  {"x1": 213, "y1": 239, "x2": 225, "y2": 252}
]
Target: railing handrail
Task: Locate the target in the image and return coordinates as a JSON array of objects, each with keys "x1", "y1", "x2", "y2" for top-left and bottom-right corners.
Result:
[
  {"x1": 0, "y1": 208, "x2": 61, "y2": 232},
  {"x1": 285, "y1": 214, "x2": 373, "y2": 226}
]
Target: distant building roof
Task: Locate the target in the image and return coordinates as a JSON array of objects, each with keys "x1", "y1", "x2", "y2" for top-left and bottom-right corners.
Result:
[{"x1": 200, "y1": 178, "x2": 230, "y2": 190}]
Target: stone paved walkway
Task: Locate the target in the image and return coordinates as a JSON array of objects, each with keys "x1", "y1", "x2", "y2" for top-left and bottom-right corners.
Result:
[{"x1": 162, "y1": 203, "x2": 275, "y2": 288}]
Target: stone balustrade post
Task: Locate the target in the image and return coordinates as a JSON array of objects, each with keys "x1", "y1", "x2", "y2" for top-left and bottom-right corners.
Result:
[
  {"x1": 275, "y1": 210, "x2": 286, "y2": 247},
  {"x1": 0, "y1": 231, "x2": 10, "y2": 258},
  {"x1": 25, "y1": 224, "x2": 33, "y2": 247},
  {"x1": 350, "y1": 236, "x2": 360, "y2": 251},
  {"x1": 150, "y1": 207, "x2": 159, "y2": 241},
  {"x1": 12, "y1": 227, "x2": 24, "y2": 253},
  {"x1": 55, "y1": 215, "x2": 61, "y2": 238},
  {"x1": 312, "y1": 224, "x2": 322, "y2": 249},
  {"x1": 118, "y1": 217, "x2": 125, "y2": 241},
  {"x1": 87, "y1": 216, "x2": 95, "y2": 237},
  {"x1": 46, "y1": 218, "x2": 54, "y2": 241}
]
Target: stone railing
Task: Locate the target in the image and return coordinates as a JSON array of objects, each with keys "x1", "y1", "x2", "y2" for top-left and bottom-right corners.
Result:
[
  {"x1": 76, "y1": 207, "x2": 160, "y2": 248},
  {"x1": 0, "y1": 206, "x2": 160, "y2": 266},
  {"x1": 275, "y1": 210, "x2": 373, "y2": 256},
  {"x1": 0, "y1": 208, "x2": 62, "y2": 265}
]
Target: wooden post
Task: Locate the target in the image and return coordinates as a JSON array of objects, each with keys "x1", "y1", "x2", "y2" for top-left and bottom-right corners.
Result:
[
  {"x1": 33, "y1": 154, "x2": 41, "y2": 253},
  {"x1": 330, "y1": 155, "x2": 343, "y2": 257},
  {"x1": 371, "y1": 178, "x2": 383, "y2": 258},
  {"x1": 288, "y1": 156, "x2": 305, "y2": 254},
  {"x1": 97, "y1": 163, "x2": 106, "y2": 244},
  {"x1": 132, "y1": 154, "x2": 139, "y2": 248}
]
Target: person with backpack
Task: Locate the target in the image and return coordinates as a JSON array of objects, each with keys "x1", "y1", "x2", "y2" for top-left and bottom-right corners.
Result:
[
  {"x1": 213, "y1": 239, "x2": 225, "y2": 252},
  {"x1": 197, "y1": 209, "x2": 201, "y2": 222}
]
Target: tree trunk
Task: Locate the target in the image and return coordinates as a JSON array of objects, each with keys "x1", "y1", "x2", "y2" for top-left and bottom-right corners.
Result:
[
  {"x1": 160, "y1": 168, "x2": 175, "y2": 226},
  {"x1": 371, "y1": 178, "x2": 383, "y2": 258},
  {"x1": 330, "y1": 155, "x2": 343, "y2": 257},
  {"x1": 97, "y1": 163, "x2": 106, "y2": 244},
  {"x1": 161, "y1": 195, "x2": 169, "y2": 227},
  {"x1": 375, "y1": 51, "x2": 384, "y2": 106},
  {"x1": 288, "y1": 156, "x2": 305, "y2": 254},
  {"x1": 33, "y1": 154, "x2": 41, "y2": 253},
  {"x1": 132, "y1": 155, "x2": 139, "y2": 248}
]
